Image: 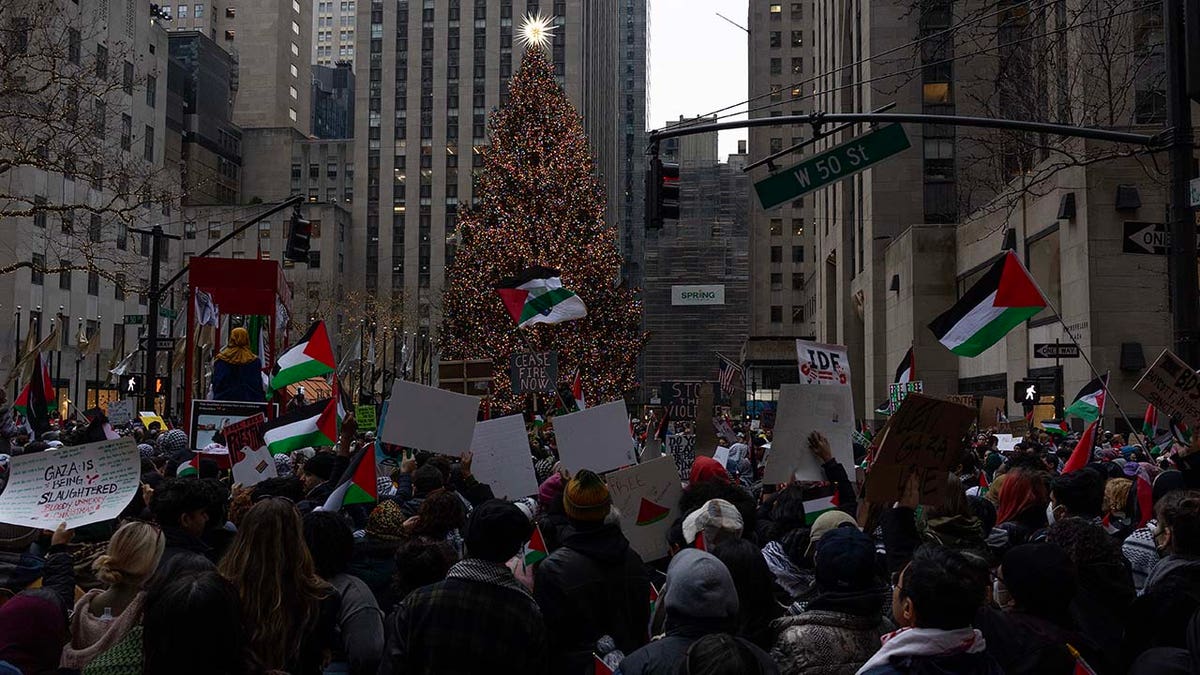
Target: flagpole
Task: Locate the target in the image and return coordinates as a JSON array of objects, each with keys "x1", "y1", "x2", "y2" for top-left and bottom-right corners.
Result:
[
  {"x1": 1029, "y1": 278, "x2": 1147, "y2": 449},
  {"x1": 11, "y1": 307, "x2": 20, "y2": 399}
]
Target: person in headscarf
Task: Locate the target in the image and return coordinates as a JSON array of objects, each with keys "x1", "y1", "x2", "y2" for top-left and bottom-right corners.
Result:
[
  {"x1": 274, "y1": 452, "x2": 294, "y2": 478},
  {"x1": 1124, "y1": 470, "x2": 1189, "y2": 593},
  {"x1": 211, "y1": 327, "x2": 264, "y2": 403},
  {"x1": 157, "y1": 429, "x2": 190, "y2": 465}
]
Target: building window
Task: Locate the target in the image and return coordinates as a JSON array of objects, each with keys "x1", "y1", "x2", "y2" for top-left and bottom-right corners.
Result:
[
  {"x1": 792, "y1": 245, "x2": 804, "y2": 263},
  {"x1": 177, "y1": 4, "x2": 187, "y2": 17},
  {"x1": 68, "y1": 29, "x2": 80, "y2": 63},
  {"x1": 88, "y1": 271, "x2": 99, "y2": 296},
  {"x1": 792, "y1": 272, "x2": 804, "y2": 290},
  {"x1": 225, "y1": 30, "x2": 235, "y2": 40},
  {"x1": 59, "y1": 262, "x2": 71, "y2": 290},
  {"x1": 791, "y1": 30, "x2": 803, "y2": 47},
  {"x1": 116, "y1": 221, "x2": 127, "y2": 249},
  {"x1": 770, "y1": 272, "x2": 783, "y2": 290},
  {"x1": 792, "y1": 218, "x2": 804, "y2": 236},
  {"x1": 209, "y1": 222, "x2": 221, "y2": 238},
  {"x1": 143, "y1": 125, "x2": 154, "y2": 161},
  {"x1": 770, "y1": 137, "x2": 783, "y2": 153},
  {"x1": 225, "y1": 6, "x2": 235, "y2": 16},
  {"x1": 923, "y1": 82, "x2": 951, "y2": 104},
  {"x1": 146, "y1": 75, "x2": 156, "y2": 107},
  {"x1": 770, "y1": 246, "x2": 782, "y2": 263},
  {"x1": 289, "y1": 85, "x2": 297, "y2": 99},
  {"x1": 769, "y1": 218, "x2": 782, "y2": 235},
  {"x1": 769, "y1": 4, "x2": 782, "y2": 18},
  {"x1": 792, "y1": 306, "x2": 805, "y2": 323},
  {"x1": 120, "y1": 114, "x2": 131, "y2": 150},
  {"x1": 122, "y1": 61, "x2": 133, "y2": 94},
  {"x1": 291, "y1": 20, "x2": 300, "y2": 34},
  {"x1": 33, "y1": 196, "x2": 46, "y2": 227},
  {"x1": 289, "y1": 108, "x2": 298, "y2": 121},
  {"x1": 89, "y1": 213, "x2": 101, "y2": 242},
  {"x1": 31, "y1": 254, "x2": 44, "y2": 285},
  {"x1": 95, "y1": 44, "x2": 108, "y2": 78},
  {"x1": 195, "y1": 3, "x2": 204, "y2": 16},
  {"x1": 291, "y1": 42, "x2": 299, "y2": 56},
  {"x1": 259, "y1": 221, "x2": 271, "y2": 238},
  {"x1": 61, "y1": 209, "x2": 74, "y2": 233},
  {"x1": 769, "y1": 31, "x2": 781, "y2": 48},
  {"x1": 184, "y1": 221, "x2": 197, "y2": 239},
  {"x1": 792, "y1": 57, "x2": 802, "y2": 74},
  {"x1": 770, "y1": 306, "x2": 783, "y2": 323},
  {"x1": 1025, "y1": 225, "x2": 1061, "y2": 325},
  {"x1": 115, "y1": 272, "x2": 125, "y2": 299},
  {"x1": 791, "y1": 2, "x2": 802, "y2": 18},
  {"x1": 308, "y1": 251, "x2": 321, "y2": 268},
  {"x1": 770, "y1": 57, "x2": 781, "y2": 75},
  {"x1": 290, "y1": 64, "x2": 298, "y2": 77}
]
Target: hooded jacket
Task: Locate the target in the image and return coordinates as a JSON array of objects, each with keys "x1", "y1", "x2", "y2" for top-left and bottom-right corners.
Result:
[
  {"x1": 619, "y1": 549, "x2": 776, "y2": 675},
  {"x1": 534, "y1": 522, "x2": 649, "y2": 675}
]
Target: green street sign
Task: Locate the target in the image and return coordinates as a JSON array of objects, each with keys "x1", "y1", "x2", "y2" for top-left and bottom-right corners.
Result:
[
  {"x1": 124, "y1": 314, "x2": 146, "y2": 325},
  {"x1": 753, "y1": 123, "x2": 911, "y2": 210},
  {"x1": 158, "y1": 307, "x2": 178, "y2": 320}
]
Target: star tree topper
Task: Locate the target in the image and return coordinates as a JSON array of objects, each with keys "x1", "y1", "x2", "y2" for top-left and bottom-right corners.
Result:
[{"x1": 517, "y1": 12, "x2": 556, "y2": 49}]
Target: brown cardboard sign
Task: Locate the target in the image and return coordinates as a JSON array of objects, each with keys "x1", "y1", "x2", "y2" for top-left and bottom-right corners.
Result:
[
  {"x1": 1135, "y1": 349, "x2": 1200, "y2": 430},
  {"x1": 865, "y1": 393, "x2": 976, "y2": 505},
  {"x1": 694, "y1": 386, "x2": 718, "y2": 457}
]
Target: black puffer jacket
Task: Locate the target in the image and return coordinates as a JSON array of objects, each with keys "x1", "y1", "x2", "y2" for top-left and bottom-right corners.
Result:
[{"x1": 533, "y1": 522, "x2": 649, "y2": 675}]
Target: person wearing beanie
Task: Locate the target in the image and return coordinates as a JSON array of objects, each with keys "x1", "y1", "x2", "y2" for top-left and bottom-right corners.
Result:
[
  {"x1": 349, "y1": 500, "x2": 411, "y2": 610},
  {"x1": 379, "y1": 500, "x2": 547, "y2": 675},
  {"x1": 535, "y1": 473, "x2": 570, "y2": 554},
  {"x1": 975, "y1": 543, "x2": 1107, "y2": 675},
  {"x1": 772, "y1": 527, "x2": 892, "y2": 675},
  {"x1": 296, "y1": 451, "x2": 348, "y2": 515},
  {"x1": 619, "y1": 549, "x2": 776, "y2": 675},
  {"x1": 534, "y1": 470, "x2": 650, "y2": 674}
]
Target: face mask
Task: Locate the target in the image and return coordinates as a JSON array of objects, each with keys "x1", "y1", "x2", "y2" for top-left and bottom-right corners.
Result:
[{"x1": 1046, "y1": 502, "x2": 1058, "y2": 525}]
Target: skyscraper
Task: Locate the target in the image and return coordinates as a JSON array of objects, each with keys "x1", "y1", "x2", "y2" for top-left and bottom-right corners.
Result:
[
  {"x1": 314, "y1": 0, "x2": 358, "y2": 67},
  {"x1": 352, "y1": 0, "x2": 619, "y2": 359},
  {"x1": 617, "y1": 0, "x2": 648, "y2": 289}
]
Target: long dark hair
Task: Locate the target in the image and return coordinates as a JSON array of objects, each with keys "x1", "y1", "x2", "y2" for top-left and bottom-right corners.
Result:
[{"x1": 143, "y1": 571, "x2": 258, "y2": 675}]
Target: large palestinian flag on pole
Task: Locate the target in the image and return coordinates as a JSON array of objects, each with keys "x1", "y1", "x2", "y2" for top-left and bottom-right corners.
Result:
[
  {"x1": 928, "y1": 251, "x2": 1047, "y2": 357},
  {"x1": 495, "y1": 266, "x2": 588, "y2": 328},
  {"x1": 267, "y1": 320, "x2": 335, "y2": 397},
  {"x1": 263, "y1": 395, "x2": 342, "y2": 454},
  {"x1": 15, "y1": 352, "x2": 54, "y2": 437},
  {"x1": 1064, "y1": 374, "x2": 1108, "y2": 423}
]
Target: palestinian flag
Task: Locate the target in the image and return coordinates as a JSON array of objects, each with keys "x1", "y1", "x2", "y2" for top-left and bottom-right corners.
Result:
[
  {"x1": 1040, "y1": 419, "x2": 1070, "y2": 437},
  {"x1": 263, "y1": 396, "x2": 340, "y2": 454},
  {"x1": 495, "y1": 267, "x2": 588, "y2": 328},
  {"x1": 320, "y1": 445, "x2": 377, "y2": 512},
  {"x1": 802, "y1": 493, "x2": 839, "y2": 525},
  {"x1": 928, "y1": 251, "x2": 1046, "y2": 357},
  {"x1": 649, "y1": 582, "x2": 660, "y2": 616},
  {"x1": 1064, "y1": 374, "x2": 1108, "y2": 423},
  {"x1": 14, "y1": 352, "x2": 54, "y2": 437},
  {"x1": 593, "y1": 655, "x2": 615, "y2": 675},
  {"x1": 267, "y1": 321, "x2": 335, "y2": 398},
  {"x1": 1142, "y1": 404, "x2": 1159, "y2": 440},
  {"x1": 893, "y1": 347, "x2": 915, "y2": 384},
  {"x1": 1062, "y1": 419, "x2": 1099, "y2": 474},
  {"x1": 176, "y1": 454, "x2": 201, "y2": 478},
  {"x1": 524, "y1": 524, "x2": 549, "y2": 566},
  {"x1": 1171, "y1": 417, "x2": 1192, "y2": 445},
  {"x1": 571, "y1": 368, "x2": 586, "y2": 410}
]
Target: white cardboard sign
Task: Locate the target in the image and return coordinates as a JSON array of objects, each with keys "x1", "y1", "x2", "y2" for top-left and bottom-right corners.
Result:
[
  {"x1": 795, "y1": 339, "x2": 851, "y2": 387},
  {"x1": 764, "y1": 382, "x2": 855, "y2": 483},
  {"x1": 0, "y1": 438, "x2": 140, "y2": 528},
  {"x1": 380, "y1": 380, "x2": 480, "y2": 455},
  {"x1": 469, "y1": 414, "x2": 539, "y2": 500},
  {"x1": 606, "y1": 455, "x2": 683, "y2": 562},
  {"x1": 553, "y1": 400, "x2": 636, "y2": 474},
  {"x1": 106, "y1": 399, "x2": 134, "y2": 426}
]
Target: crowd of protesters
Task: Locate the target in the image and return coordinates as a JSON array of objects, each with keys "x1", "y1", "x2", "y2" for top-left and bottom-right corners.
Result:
[{"x1": 0, "y1": 394, "x2": 1198, "y2": 675}]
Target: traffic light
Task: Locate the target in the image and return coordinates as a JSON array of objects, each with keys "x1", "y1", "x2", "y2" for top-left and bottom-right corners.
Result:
[
  {"x1": 285, "y1": 211, "x2": 312, "y2": 262},
  {"x1": 645, "y1": 157, "x2": 681, "y2": 230},
  {"x1": 1014, "y1": 380, "x2": 1039, "y2": 404}
]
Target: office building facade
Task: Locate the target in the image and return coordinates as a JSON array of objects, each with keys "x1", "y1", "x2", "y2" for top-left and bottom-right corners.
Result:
[
  {"x1": 312, "y1": 62, "x2": 357, "y2": 138},
  {"x1": 315, "y1": 0, "x2": 359, "y2": 66}
]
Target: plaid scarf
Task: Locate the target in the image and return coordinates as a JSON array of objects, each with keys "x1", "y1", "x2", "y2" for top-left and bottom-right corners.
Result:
[{"x1": 445, "y1": 558, "x2": 532, "y2": 599}]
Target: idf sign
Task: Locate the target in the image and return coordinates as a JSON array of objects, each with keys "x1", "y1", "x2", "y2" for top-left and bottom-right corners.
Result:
[
  {"x1": 671, "y1": 285, "x2": 726, "y2": 306},
  {"x1": 754, "y1": 124, "x2": 911, "y2": 210},
  {"x1": 509, "y1": 352, "x2": 558, "y2": 395}
]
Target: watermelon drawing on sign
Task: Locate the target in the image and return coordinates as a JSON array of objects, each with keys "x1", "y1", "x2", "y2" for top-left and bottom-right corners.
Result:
[{"x1": 636, "y1": 497, "x2": 670, "y2": 526}]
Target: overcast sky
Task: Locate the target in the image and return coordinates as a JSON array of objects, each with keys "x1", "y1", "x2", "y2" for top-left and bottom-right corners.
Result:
[{"x1": 647, "y1": 0, "x2": 749, "y2": 160}]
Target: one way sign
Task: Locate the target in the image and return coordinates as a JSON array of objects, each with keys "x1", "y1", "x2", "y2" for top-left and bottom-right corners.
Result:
[{"x1": 1123, "y1": 221, "x2": 1168, "y2": 255}]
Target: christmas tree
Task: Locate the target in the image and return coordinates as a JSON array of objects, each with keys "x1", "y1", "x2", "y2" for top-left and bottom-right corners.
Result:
[{"x1": 439, "y1": 31, "x2": 644, "y2": 414}]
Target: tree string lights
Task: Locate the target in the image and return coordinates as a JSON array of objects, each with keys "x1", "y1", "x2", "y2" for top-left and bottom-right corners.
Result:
[{"x1": 439, "y1": 46, "x2": 645, "y2": 414}]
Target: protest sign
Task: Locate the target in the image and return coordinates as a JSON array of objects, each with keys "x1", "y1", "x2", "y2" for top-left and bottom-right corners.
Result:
[
  {"x1": 373, "y1": 401, "x2": 404, "y2": 479},
  {"x1": 995, "y1": 434, "x2": 1022, "y2": 453},
  {"x1": 980, "y1": 396, "x2": 1008, "y2": 427},
  {"x1": 189, "y1": 400, "x2": 272, "y2": 452},
  {"x1": 138, "y1": 412, "x2": 166, "y2": 430},
  {"x1": 0, "y1": 438, "x2": 139, "y2": 528},
  {"x1": 714, "y1": 417, "x2": 739, "y2": 445},
  {"x1": 764, "y1": 383, "x2": 855, "y2": 483},
  {"x1": 509, "y1": 352, "x2": 558, "y2": 395},
  {"x1": 712, "y1": 445, "x2": 730, "y2": 469},
  {"x1": 106, "y1": 399, "x2": 134, "y2": 426},
  {"x1": 658, "y1": 381, "x2": 713, "y2": 420},
  {"x1": 554, "y1": 400, "x2": 636, "y2": 474},
  {"x1": 887, "y1": 381, "x2": 924, "y2": 415},
  {"x1": 795, "y1": 339, "x2": 851, "y2": 386},
  {"x1": 355, "y1": 405, "x2": 377, "y2": 431},
  {"x1": 946, "y1": 394, "x2": 976, "y2": 409},
  {"x1": 865, "y1": 393, "x2": 976, "y2": 505},
  {"x1": 605, "y1": 455, "x2": 683, "y2": 561},
  {"x1": 694, "y1": 386, "x2": 718, "y2": 457},
  {"x1": 468, "y1": 414, "x2": 538, "y2": 499},
  {"x1": 381, "y1": 380, "x2": 479, "y2": 455},
  {"x1": 223, "y1": 414, "x2": 277, "y2": 487},
  {"x1": 1135, "y1": 349, "x2": 1200, "y2": 430}
]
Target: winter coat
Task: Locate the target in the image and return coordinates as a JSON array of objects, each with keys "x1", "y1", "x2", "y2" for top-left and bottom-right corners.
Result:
[
  {"x1": 617, "y1": 625, "x2": 778, "y2": 675},
  {"x1": 211, "y1": 358, "x2": 264, "y2": 403},
  {"x1": 156, "y1": 526, "x2": 214, "y2": 568},
  {"x1": 772, "y1": 610, "x2": 893, "y2": 675},
  {"x1": 379, "y1": 558, "x2": 547, "y2": 675},
  {"x1": 974, "y1": 607, "x2": 1107, "y2": 675},
  {"x1": 1123, "y1": 555, "x2": 1200, "y2": 665},
  {"x1": 0, "y1": 545, "x2": 74, "y2": 611},
  {"x1": 859, "y1": 652, "x2": 1004, "y2": 675},
  {"x1": 534, "y1": 522, "x2": 650, "y2": 675}
]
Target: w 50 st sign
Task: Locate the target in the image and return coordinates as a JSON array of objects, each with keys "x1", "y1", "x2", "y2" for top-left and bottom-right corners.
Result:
[{"x1": 754, "y1": 124, "x2": 911, "y2": 210}]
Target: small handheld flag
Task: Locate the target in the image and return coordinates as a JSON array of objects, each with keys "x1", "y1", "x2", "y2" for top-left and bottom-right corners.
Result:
[
  {"x1": 524, "y1": 524, "x2": 549, "y2": 566},
  {"x1": 320, "y1": 444, "x2": 378, "y2": 512}
]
